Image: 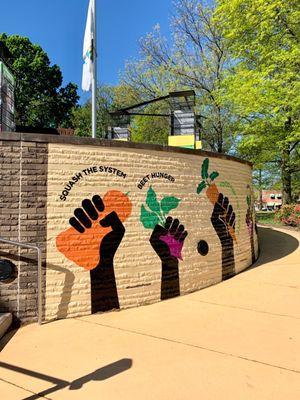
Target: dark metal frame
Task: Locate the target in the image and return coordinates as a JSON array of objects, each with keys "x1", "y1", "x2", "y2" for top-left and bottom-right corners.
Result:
[
  {"x1": 109, "y1": 90, "x2": 198, "y2": 141},
  {"x1": 110, "y1": 90, "x2": 196, "y2": 119}
]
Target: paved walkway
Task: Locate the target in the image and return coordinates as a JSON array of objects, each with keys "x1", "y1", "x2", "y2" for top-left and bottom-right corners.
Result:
[{"x1": 0, "y1": 226, "x2": 299, "y2": 400}]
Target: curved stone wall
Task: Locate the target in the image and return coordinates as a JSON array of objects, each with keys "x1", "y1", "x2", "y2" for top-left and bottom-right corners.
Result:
[{"x1": 0, "y1": 133, "x2": 259, "y2": 323}]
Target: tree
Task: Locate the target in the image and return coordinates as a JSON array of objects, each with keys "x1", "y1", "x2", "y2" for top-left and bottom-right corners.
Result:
[
  {"x1": 215, "y1": 0, "x2": 300, "y2": 203},
  {"x1": 0, "y1": 34, "x2": 79, "y2": 128},
  {"x1": 123, "y1": 0, "x2": 236, "y2": 153},
  {"x1": 113, "y1": 84, "x2": 141, "y2": 109},
  {"x1": 235, "y1": 133, "x2": 279, "y2": 208},
  {"x1": 72, "y1": 84, "x2": 140, "y2": 138},
  {"x1": 71, "y1": 103, "x2": 91, "y2": 137},
  {"x1": 72, "y1": 85, "x2": 114, "y2": 138},
  {"x1": 131, "y1": 103, "x2": 170, "y2": 145}
]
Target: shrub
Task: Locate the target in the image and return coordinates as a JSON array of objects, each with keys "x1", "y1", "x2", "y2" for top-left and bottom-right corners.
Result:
[{"x1": 275, "y1": 204, "x2": 300, "y2": 228}]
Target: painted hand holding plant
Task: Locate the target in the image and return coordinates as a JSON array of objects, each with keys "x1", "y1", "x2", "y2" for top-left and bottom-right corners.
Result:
[
  {"x1": 197, "y1": 158, "x2": 237, "y2": 243},
  {"x1": 245, "y1": 193, "x2": 254, "y2": 237},
  {"x1": 56, "y1": 191, "x2": 132, "y2": 313},
  {"x1": 140, "y1": 186, "x2": 181, "y2": 228},
  {"x1": 57, "y1": 191, "x2": 132, "y2": 270},
  {"x1": 197, "y1": 158, "x2": 220, "y2": 204},
  {"x1": 140, "y1": 186, "x2": 187, "y2": 299},
  {"x1": 140, "y1": 186, "x2": 185, "y2": 260},
  {"x1": 246, "y1": 193, "x2": 256, "y2": 263}
]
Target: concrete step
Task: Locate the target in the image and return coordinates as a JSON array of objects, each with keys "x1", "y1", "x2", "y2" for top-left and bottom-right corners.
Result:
[{"x1": 0, "y1": 313, "x2": 12, "y2": 339}]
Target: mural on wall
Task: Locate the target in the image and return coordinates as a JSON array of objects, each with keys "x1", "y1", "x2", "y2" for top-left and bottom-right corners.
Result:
[
  {"x1": 56, "y1": 190, "x2": 132, "y2": 313},
  {"x1": 140, "y1": 186, "x2": 187, "y2": 299},
  {"x1": 0, "y1": 138, "x2": 258, "y2": 323},
  {"x1": 246, "y1": 184, "x2": 257, "y2": 263},
  {"x1": 211, "y1": 193, "x2": 236, "y2": 280},
  {"x1": 197, "y1": 158, "x2": 236, "y2": 280}
]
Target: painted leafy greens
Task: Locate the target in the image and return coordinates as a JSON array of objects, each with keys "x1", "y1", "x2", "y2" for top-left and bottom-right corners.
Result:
[
  {"x1": 201, "y1": 158, "x2": 209, "y2": 179},
  {"x1": 140, "y1": 186, "x2": 181, "y2": 229},
  {"x1": 161, "y1": 196, "x2": 180, "y2": 214},
  {"x1": 197, "y1": 158, "x2": 219, "y2": 195},
  {"x1": 140, "y1": 204, "x2": 159, "y2": 229},
  {"x1": 246, "y1": 194, "x2": 251, "y2": 207}
]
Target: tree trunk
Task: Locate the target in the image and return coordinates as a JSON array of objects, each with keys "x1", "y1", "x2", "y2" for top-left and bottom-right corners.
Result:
[
  {"x1": 258, "y1": 169, "x2": 263, "y2": 210},
  {"x1": 281, "y1": 148, "x2": 292, "y2": 205},
  {"x1": 216, "y1": 105, "x2": 223, "y2": 153}
]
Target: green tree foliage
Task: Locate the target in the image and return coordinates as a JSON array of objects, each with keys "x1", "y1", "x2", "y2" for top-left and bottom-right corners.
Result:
[
  {"x1": 71, "y1": 104, "x2": 91, "y2": 137},
  {"x1": 292, "y1": 172, "x2": 300, "y2": 202},
  {"x1": 72, "y1": 85, "x2": 115, "y2": 137},
  {"x1": 215, "y1": 0, "x2": 300, "y2": 203},
  {"x1": 113, "y1": 84, "x2": 141, "y2": 109},
  {"x1": 131, "y1": 103, "x2": 169, "y2": 145},
  {"x1": 0, "y1": 34, "x2": 79, "y2": 128},
  {"x1": 123, "y1": 0, "x2": 236, "y2": 153},
  {"x1": 72, "y1": 84, "x2": 141, "y2": 138}
]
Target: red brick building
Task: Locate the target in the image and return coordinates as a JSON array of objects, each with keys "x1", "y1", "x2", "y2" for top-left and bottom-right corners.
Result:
[{"x1": 261, "y1": 190, "x2": 282, "y2": 209}]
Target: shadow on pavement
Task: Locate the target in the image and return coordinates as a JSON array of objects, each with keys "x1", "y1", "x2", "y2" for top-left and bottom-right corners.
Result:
[
  {"x1": 0, "y1": 358, "x2": 132, "y2": 400},
  {"x1": 69, "y1": 358, "x2": 133, "y2": 390},
  {"x1": 0, "y1": 328, "x2": 19, "y2": 352},
  {"x1": 251, "y1": 226, "x2": 299, "y2": 269}
]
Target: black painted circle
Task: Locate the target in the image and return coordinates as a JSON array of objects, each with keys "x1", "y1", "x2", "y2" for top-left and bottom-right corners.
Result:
[
  {"x1": 197, "y1": 240, "x2": 209, "y2": 256},
  {"x1": 0, "y1": 260, "x2": 15, "y2": 282}
]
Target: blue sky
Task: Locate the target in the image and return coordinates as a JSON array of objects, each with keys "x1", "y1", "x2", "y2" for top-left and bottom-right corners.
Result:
[{"x1": 2, "y1": 0, "x2": 173, "y2": 102}]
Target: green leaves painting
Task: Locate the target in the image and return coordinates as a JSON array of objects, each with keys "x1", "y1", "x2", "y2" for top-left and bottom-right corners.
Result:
[
  {"x1": 146, "y1": 186, "x2": 161, "y2": 213},
  {"x1": 210, "y1": 171, "x2": 219, "y2": 181},
  {"x1": 246, "y1": 195, "x2": 251, "y2": 207},
  {"x1": 140, "y1": 204, "x2": 159, "y2": 229},
  {"x1": 140, "y1": 186, "x2": 181, "y2": 229},
  {"x1": 197, "y1": 158, "x2": 220, "y2": 195},
  {"x1": 196, "y1": 181, "x2": 207, "y2": 194},
  {"x1": 161, "y1": 196, "x2": 180, "y2": 214},
  {"x1": 201, "y1": 158, "x2": 209, "y2": 180}
]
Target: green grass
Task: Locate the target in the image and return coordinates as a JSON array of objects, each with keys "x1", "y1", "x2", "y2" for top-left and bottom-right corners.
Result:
[
  {"x1": 256, "y1": 211, "x2": 280, "y2": 226},
  {"x1": 256, "y1": 210, "x2": 299, "y2": 230}
]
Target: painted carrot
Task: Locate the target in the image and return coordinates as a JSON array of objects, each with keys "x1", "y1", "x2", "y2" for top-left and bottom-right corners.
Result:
[
  {"x1": 206, "y1": 182, "x2": 220, "y2": 205},
  {"x1": 197, "y1": 158, "x2": 237, "y2": 243},
  {"x1": 207, "y1": 184, "x2": 237, "y2": 243}
]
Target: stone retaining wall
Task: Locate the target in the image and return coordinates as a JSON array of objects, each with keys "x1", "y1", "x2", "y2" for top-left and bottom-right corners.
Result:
[{"x1": 0, "y1": 133, "x2": 258, "y2": 323}]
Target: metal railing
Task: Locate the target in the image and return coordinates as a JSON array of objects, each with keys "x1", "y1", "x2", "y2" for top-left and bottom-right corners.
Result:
[{"x1": 0, "y1": 237, "x2": 42, "y2": 325}]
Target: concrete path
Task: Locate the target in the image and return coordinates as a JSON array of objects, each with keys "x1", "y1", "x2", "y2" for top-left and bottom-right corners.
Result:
[{"x1": 0, "y1": 226, "x2": 299, "y2": 400}]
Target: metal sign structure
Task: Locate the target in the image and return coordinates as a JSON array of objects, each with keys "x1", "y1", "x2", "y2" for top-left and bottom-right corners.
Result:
[
  {"x1": 110, "y1": 90, "x2": 202, "y2": 149},
  {"x1": 0, "y1": 61, "x2": 15, "y2": 133}
]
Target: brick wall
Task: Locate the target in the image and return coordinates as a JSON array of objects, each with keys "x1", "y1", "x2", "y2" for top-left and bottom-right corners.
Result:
[
  {"x1": 0, "y1": 133, "x2": 258, "y2": 324},
  {"x1": 0, "y1": 135, "x2": 47, "y2": 323},
  {"x1": 0, "y1": 139, "x2": 20, "y2": 318}
]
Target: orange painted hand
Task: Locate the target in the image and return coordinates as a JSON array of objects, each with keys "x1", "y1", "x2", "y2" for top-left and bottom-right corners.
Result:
[{"x1": 56, "y1": 191, "x2": 132, "y2": 270}]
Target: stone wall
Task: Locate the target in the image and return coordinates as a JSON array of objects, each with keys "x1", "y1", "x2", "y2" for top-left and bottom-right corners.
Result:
[
  {"x1": 0, "y1": 139, "x2": 20, "y2": 318},
  {"x1": 0, "y1": 135, "x2": 47, "y2": 323},
  {"x1": 0, "y1": 133, "x2": 258, "y2": 323}
]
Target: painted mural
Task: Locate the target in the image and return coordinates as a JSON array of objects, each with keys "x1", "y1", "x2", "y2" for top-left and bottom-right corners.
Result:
[
  {"x1": 56, "y1": 191, "x2": 132, "y2": 312},
  {"x1": 44, "y1": 143, "x2": 256, "y2": 321},
  {"x1": 140, "y1": 187, "x2": 187, "y2": 299},
  {"x1": 196, "y1": 158, "x2": 236, "y2": 280},
  {"x1": 245, "y1": 184, "x2": 257, "y2": 264}
]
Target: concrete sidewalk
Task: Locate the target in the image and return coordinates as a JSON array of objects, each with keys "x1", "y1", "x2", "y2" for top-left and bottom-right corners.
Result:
[{"x1": 0, "y1": 226, "x2": 299, "y2": 400}]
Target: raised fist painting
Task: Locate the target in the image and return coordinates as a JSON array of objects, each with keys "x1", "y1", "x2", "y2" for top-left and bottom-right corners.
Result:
[
  {"x1": 140, "y1": 186, "x2": 187, "y2": 300},
  {"x1": 196, "y1": 158, "x2": 236, "y2": 280},
  {"x1": 246, "y1": 187, "x2": 256, "y2": 263},
  {"x1": 211, "y1": 193, "x2": 236, "y2": 280},
  {"x1": 56, "y1": 190, "x2": 132, "y2": 313},
  {"x1": 150, "y1": 217, "x2": 187, "y2": 299}
]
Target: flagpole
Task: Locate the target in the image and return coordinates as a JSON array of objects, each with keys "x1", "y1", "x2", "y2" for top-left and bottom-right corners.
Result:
[{"x1": 92, "y1": 0, "x2": 97, "y2": 138}]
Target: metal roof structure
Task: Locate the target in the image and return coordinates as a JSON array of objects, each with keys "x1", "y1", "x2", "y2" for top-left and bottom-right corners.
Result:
[{"x1": 110, "y1": 90, "x2": 196, "y2": 119}]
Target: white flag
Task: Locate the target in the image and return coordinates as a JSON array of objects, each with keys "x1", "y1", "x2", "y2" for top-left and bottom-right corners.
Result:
[{"x1": 82, "y1": 0, "x2": 94, "y2": 91}]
